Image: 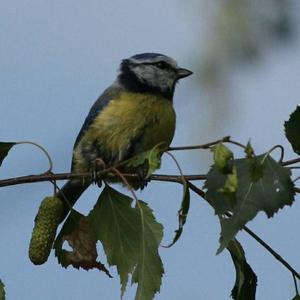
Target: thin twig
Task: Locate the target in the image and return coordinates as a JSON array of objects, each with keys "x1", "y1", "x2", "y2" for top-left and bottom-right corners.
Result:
[
  {"x1": 0, "y1": 172, "x2": 91, "y2": 187},
  {"x1": 226, "y1": 139, "x2": 247, "y2": 149},
  {"x1": 187, "y1": 182, "x2": 300, "y2": 280},
  {"x1": 0, "y1": 172, "x2": 207, "y2": 188},
  {"x1": 293, "y1": 273, "x2": 299, "y2": 296},
  {"x1": 151, "y1": 174, "x2": 206, "y2": 182},
  {"x1": 243, "y1": 226, "x2": 300, "y2": 280},
  {"x1": 187, "y1": 182, "x2": 206, "y2": 198},
  {"x1": 294, "y1": 187, "x2": 300, "y2": 194},
  {"x1": 293, "y1": 176, "x2": 300, "y2": 183},
  {"x1": 168, "y1": 136, "x2": 230, "y2": 151},
  {"x1": 282, "y1": 157, "x2": 300, "y2": 166}
]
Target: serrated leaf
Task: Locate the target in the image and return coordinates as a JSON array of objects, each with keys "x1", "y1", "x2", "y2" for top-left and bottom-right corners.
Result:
[
  {"x1": 132, "y1": 200, "x2": 164, "y2": 300},
  {"x1": 0, "y1": 142, "x2": 16, "y2": 167},
  {"x1": 227, "y1": 239, "x2": 257, "y2": 300},
  {"x1": 285, "y1": 106, "x2": 300, "y2": 154},
  {"x1": 0, "y1": 279, "x2": 5, "y2": 300},
  {"x1": 205, "y1": 154, "x2": 295, "y2": 253},
  {"x1": 54, "y1": 210, "x2": 111, "y2": 276},
  {"x1": 211, "y1": 143, "x2": 233, "y2": 173},
  {"x1": 164, "y1": 178, "x2": 190, "y2": 248},
  {"x1": 88, "y1": 185, "x2": 164, "y2": 300},
  {"x1": 127, "y1": 144, "x2": 162, "y2": 177},
  {"x1": 88, "y1": 186, "x2": 140, "y2": 296}
]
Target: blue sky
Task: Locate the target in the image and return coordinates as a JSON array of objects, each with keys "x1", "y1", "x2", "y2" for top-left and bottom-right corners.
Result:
[{"x1": 1, "y1": 1, "x2": 300, "y2": 299}]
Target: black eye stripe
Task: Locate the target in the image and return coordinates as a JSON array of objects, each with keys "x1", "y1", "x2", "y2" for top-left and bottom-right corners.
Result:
[
  {"x1": 155, "y1": 61, "x2": 170, "y2": 69},
  {"x1": 130, "y1": 61, "x2": 175, "y2": 72},
  {"x1": 137, "y1": 61, "x2": 174, "y2": 70}
]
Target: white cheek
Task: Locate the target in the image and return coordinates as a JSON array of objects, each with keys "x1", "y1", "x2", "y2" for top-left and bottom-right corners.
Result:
[
  {"x1": 158, "y1": 72, "x2": 176, "y2": 90},
  {"x1": 134, "y1": 66, "x2": 176, "y2": 90},
  {"x1": 134, "y1": 66, "x2": 153, "y2": 82}
]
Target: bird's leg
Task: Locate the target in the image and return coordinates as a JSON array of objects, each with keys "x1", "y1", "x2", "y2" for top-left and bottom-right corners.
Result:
[
  {"x1": 92, "y1": 158, "x2": 107, "y2": 187},
  {"x1": 135, "y1": 162, "x2": 151, "y2": 190}
]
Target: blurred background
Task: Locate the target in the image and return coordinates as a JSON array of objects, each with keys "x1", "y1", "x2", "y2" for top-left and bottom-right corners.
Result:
[{"x1": 1, "y1": 0, "x2": 300, "y2": 299}]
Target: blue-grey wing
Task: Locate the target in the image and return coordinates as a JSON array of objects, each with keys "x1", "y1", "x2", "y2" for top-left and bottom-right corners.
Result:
[
  {"x1": 73, "y1": 82, "x2": 123, "y2": 148},
  {"x1": 70, "y1": 83, "x2": 123, "y2": 170}
]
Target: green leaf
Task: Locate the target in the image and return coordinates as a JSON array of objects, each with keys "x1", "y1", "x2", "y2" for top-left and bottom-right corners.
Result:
[
  {"x1": 88, "y1": 186, "x2": 139, "y2": 296},
  {"x1": 88, "y1": 185, "x2": 164, "y2": 300},
  {"x1": 0, "y1": 142, "x2": 16, "y2": 167},
  {"x1": 211, "y1": 143, "x2": 233, "y2": 173},
  {"x1": 54, "y1": 210, "x2": 111, "y2": 276},
  {"x1": 292, "y1": 295, "x2": 300, "y2": 300},
  {"x1": 127, "y1": 144, "x2": 162, "y2": 177},
  {"x1": 285, "y1": 106, "x2": 300, "y2": 155},
  {"x1": 0, "y1": 279, "x2": 5, "y2": 300},
  {"x1": 132, "y1": 200, "x2": 164, "y2": 300},
  {"x1": 164, "y1": 178, "x2": 190, "y2": 248},
  {"x1": 205, "y1": 153, "x2": 295, "y2": 253},
  {"x1": 247, "y1": 157, "x2": 264, "y2": 182},
  {"x1": 227, "y1": 239, "x2": 257, "y2": 300}
]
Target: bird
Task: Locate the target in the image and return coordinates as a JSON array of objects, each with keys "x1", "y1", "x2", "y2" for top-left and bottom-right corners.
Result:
[{"x1": 57, "y1": 52, "x2": 192, "y2": 220}]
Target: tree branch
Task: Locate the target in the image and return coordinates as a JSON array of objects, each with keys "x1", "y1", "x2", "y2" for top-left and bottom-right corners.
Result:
[{"x1": 0, "y1": 171, "x2": 207, "y2": 188}]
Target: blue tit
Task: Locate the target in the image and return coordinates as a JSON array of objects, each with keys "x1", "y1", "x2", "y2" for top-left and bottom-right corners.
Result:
[{"x1": 57, "y1": 53, "x2": 192, "y2": 218}]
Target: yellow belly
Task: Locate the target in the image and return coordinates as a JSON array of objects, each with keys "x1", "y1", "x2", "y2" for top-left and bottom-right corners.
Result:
[{"x1": 73, "y1": 92, "x2": 176, "y2": 172}]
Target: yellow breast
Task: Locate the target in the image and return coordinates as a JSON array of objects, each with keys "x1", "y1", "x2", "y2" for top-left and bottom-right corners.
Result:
[{"x1": 73, "y1": 92, "x2": 176, "y2": 171}]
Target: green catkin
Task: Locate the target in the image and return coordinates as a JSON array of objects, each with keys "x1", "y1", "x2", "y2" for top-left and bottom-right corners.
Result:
[{"x1": 29, "y1": 196, "x2": 64, "y2": 265}]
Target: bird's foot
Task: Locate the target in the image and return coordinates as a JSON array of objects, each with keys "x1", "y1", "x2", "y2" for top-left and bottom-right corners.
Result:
[
  {"x1": 92, "y1": 158, "x2": 107, "y2": 187},
  {"x1": 135, "y1": 164, "x2": 150, "y2": 190}
]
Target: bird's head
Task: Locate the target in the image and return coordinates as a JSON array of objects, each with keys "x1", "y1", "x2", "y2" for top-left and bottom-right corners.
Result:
[{"x1": 118, "y1": 53, "x2": 192, "y2": 99}]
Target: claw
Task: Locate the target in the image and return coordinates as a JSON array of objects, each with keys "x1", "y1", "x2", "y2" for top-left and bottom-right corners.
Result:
[
  {"x1": 135, "y1": 164, "x2": 150, "y2": 190},
  {"x1": 92, "y1": 158, "x2": 107, "y2": 187}
]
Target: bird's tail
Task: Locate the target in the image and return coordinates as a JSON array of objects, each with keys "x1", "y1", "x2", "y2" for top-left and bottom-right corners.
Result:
[{"x1": 56, "y1": 179, "x2": 90, "y2": 222}]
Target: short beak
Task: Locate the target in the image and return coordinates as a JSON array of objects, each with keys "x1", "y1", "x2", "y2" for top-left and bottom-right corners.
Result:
[{"x1": 176, "y1": 67, "x2": 193, "y2": 79}]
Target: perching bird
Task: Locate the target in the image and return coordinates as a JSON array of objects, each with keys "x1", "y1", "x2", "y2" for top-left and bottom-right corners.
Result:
[{"x1": 57, "y1": 53, "x2": 192, "y2": 219}]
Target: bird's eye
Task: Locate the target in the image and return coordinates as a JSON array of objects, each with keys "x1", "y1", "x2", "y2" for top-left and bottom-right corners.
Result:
[{"x1": 156, "y1": 61, "x2": 170, "y2": 70}]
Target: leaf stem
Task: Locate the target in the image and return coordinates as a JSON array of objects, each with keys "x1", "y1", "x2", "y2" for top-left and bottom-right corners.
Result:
[
  {"x1": 16, "y1": 141, "x2": 53, "y2": 172},
  {"x1": 111, "y1": 167, "x2": 139, "y2": 204},
  {"x1": 268, "y1": 145, "x2": 285, "y2": 163},
  {"x1": 165, "y1": 152, "x2": 185, "y2": 181}
]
